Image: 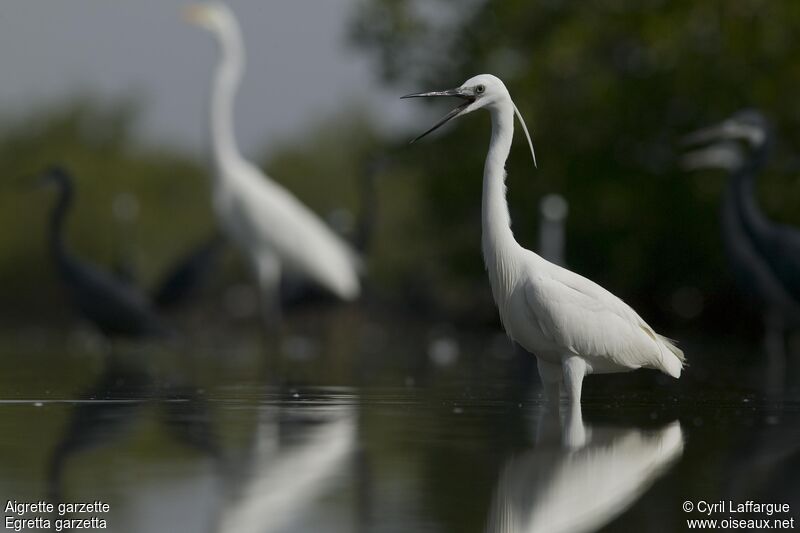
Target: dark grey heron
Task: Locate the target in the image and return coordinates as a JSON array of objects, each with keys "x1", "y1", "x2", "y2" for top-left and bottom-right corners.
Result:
[
  {"x1": 152, "y1": 233, "x2": 226, "y2": 311},
  {"x1": 40, "y1": 166, "x2": 167, "y2": 338},
  {"x1": 683, "y1": 110, "x2": 800, "y2": 391}
]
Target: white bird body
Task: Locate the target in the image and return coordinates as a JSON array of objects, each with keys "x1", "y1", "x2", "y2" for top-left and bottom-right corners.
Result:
[
  {"x1": 494, "y1": 253, "x2": 682, "y2": 378},
  {"x1": 187, "y1": 2, "x2": 361, "y2": 305},
  {"x1": 212, "y1": 156, "x2": 362, "y2": 300},
  {"x1": 405, "y1": 74, "x2": 684, "y2": 403}
]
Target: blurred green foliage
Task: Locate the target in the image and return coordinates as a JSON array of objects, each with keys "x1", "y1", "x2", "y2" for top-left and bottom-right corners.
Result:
[
  {"x1": 351, "y1": 0, "x2": 800, "y2": 329},
  {"x1": 4, "y1": 1, "x2": 800, "y2": 333},
  {"x1": 0, "y1": 98, "x2": 431, "y2": 324}
]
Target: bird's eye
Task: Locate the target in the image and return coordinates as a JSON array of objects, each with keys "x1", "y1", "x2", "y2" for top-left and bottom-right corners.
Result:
[{"x1": 475, "y1": 84, "x2": 486, "y2": 94}]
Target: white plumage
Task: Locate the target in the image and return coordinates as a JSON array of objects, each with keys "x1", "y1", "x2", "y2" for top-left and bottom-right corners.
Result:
[
  {"x1": 185, "y1": 3, "x2": 361, "y2": 307},
  {"x1": 404, "y1": 74, "x2": 684, "y2": 404}
]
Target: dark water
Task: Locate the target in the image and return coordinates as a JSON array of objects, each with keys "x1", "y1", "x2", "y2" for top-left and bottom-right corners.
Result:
[{"x1": 0, "y1": 321, "x2": 798, "y2": 533}]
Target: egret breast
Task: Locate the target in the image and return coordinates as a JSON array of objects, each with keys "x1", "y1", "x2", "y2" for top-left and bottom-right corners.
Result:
[{"x1": 496, "y1": 287, "x2": 560, "y2": 363}]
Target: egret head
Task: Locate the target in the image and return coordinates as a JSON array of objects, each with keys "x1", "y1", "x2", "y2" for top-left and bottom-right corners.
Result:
[
  {"x1": 184, "y1": 2, "x2": 238, "y2": 38},
  {"x1": 402, "y1": 74, "x2": 537, "y2": 167}
]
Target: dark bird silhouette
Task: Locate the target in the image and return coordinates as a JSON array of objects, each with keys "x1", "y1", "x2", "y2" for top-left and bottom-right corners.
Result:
[
  {"x1": 40, "y1": 166, "x2": 167, "y2": 338},
  {"x1": 683, "y1": 110, "x2": 800, "y2": 390},
  {"x1": 152, "y1": 233, "x2": 226, "y2": 311}
]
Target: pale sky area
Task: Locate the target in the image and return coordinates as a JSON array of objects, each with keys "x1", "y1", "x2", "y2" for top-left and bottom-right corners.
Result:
[{"x1": 0, "y1": 0, "x2": 410, "y2": 158}]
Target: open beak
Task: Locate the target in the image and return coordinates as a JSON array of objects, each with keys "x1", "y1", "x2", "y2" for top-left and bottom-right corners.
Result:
[{"x1": 401, "y1": 88, "x2": 474, "y2": 143}]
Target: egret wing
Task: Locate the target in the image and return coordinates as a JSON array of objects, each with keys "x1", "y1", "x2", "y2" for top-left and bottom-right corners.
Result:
[
  {"x1": 523, "y1": 266, "x2": 665, "y2": 371},
  {"x1": 223, "y1": 161, "x2": 362, "y2": 300}
]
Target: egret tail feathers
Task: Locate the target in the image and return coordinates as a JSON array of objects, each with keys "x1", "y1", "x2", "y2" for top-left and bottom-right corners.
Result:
[{"x1": 657, "y1": 334, "x2": 685, "y2": 379}]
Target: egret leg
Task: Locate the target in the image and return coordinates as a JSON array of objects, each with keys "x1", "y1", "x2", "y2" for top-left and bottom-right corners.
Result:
[
  {"x1": 251, "y1": 255, "x2": 284, "y2": 363},
  {"x1": 563, "y1": 400, "x2": 587, "y2": 449},
  {"x1": 562, "y1": 355, "x2": 587, "y2": 405},
  {"x1": 253, "y1": 254, "x2": 283, "y2": 326},
  {"x1": 561, "y1": 356, "x2": 588, "y2": 448},
  {"x1": 537, "y1": 358, "x2": 562, "y2": 409}
]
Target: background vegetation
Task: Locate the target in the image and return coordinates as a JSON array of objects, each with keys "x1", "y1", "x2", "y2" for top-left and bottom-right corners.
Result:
[{"x1": 2, "y1": 0, "x2": 800, "y2": 340}]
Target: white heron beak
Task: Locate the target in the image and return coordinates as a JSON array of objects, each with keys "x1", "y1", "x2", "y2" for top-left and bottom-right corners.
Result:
[{"x1": 401, "y1": 88, "x2": 475, "y2": 144}]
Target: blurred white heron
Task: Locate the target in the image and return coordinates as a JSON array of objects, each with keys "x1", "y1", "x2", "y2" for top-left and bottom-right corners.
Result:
[
  {"x1": 403, "y1": 74, "x2": 684, "y2": 405},
  {"x1": 184, "y1": 3, "x2": 361, "y2": 317}
]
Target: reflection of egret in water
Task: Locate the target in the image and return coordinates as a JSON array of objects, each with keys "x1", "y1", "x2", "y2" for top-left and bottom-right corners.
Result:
[
  {"x1": 38, "y1": 166, "x2": 167, "y2": 339},
  {"x1": 217, "y1": 400, "x2": 356, "y2": 533},
  {"x1": 47, "y1": 355, "x2": 221, "y2": 504},
  {"x1": 486, "y1": 410, "x2": 683, "y2": 533},
  {"x1": 683, "y1": 110, "x2": 800, "y2": 392}
]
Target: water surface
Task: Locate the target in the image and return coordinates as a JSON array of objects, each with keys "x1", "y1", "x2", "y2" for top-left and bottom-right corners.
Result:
[{"x1": 0, "y1": 325, "x2": 798, "y2": 532}]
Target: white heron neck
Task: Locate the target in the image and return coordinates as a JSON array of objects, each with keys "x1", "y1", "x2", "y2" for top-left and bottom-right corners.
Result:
[
  {"x1": 211, "y1": 28, "x2": 245, "y2": 172},
  {"x1": 482, "y1": 101, "x2": 525, "y2": 295}
]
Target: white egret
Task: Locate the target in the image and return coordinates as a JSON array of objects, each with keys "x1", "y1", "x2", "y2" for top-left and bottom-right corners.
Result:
[
  {"x1": 403, "y1": 74, "x2": 685, "y2": 405},
  {"x1": 184, "y1": 3, "x2": 362, "y2": 316}
]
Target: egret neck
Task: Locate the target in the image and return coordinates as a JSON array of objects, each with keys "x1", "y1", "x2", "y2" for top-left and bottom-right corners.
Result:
[
  {"x1": 211, "y1": 24, "x2": 244, "y2": 172},
  {"x1": 482, "y1": 99, "x2": 527, "y2": 303}
]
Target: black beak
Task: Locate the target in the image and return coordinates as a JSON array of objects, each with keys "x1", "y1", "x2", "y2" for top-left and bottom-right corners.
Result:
[{"x1": 401, "y1": 88, "x2": 474, "y2": 143}]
